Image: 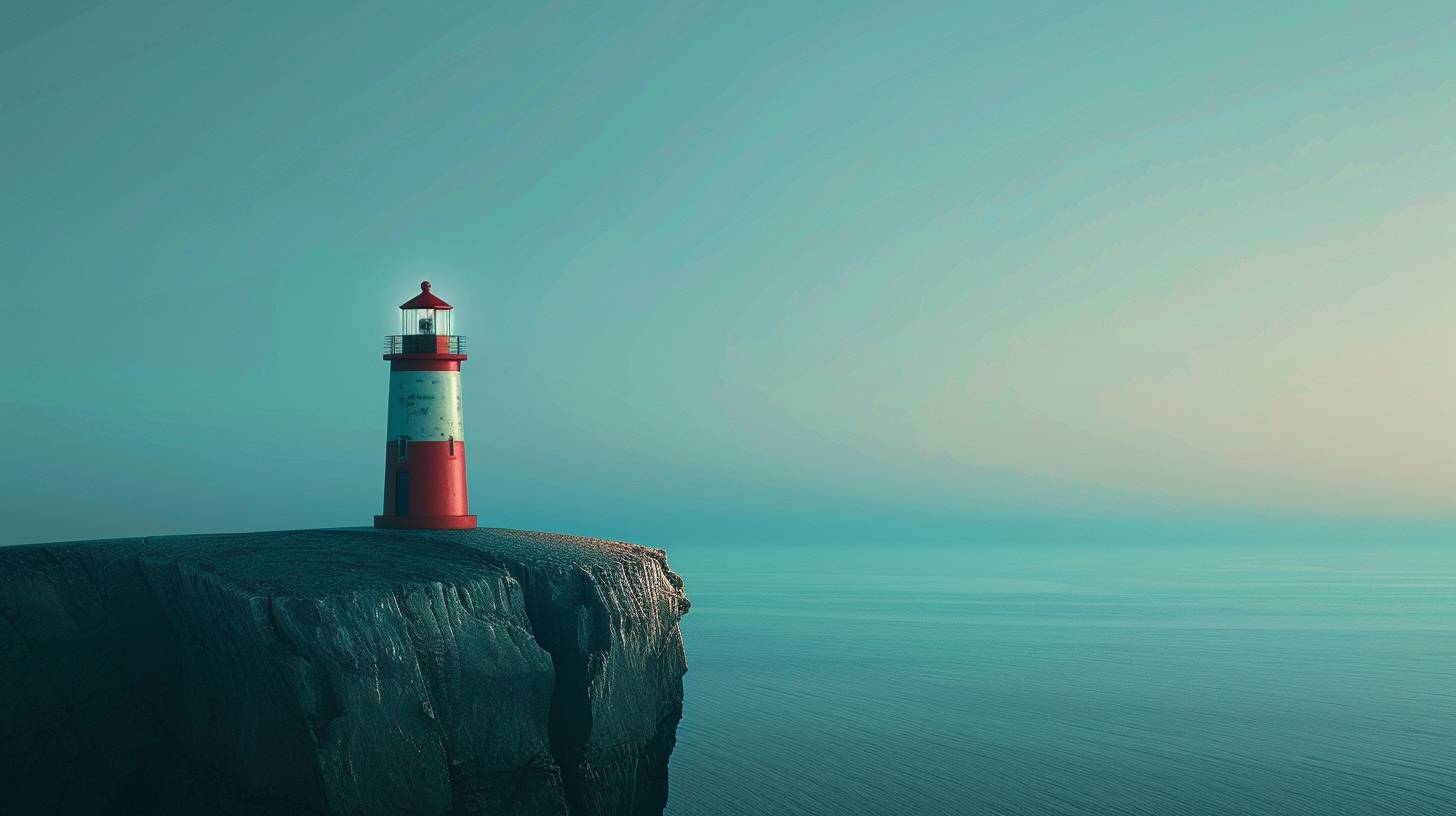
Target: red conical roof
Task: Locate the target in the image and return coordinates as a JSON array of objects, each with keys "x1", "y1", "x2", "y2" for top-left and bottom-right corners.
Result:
[{"x1": 399, "y1": 280, "x2": 453, "y2": 310}]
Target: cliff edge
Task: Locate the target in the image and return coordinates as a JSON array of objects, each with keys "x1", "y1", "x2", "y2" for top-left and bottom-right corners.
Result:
[{"x1": 0, "y1": 527, "x2": 689, "y2": 815}]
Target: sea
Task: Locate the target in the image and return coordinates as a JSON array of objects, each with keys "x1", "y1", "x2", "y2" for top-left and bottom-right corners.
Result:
[{"x1": 662, "y1": 534, "x2": 1456, "y2": 815}]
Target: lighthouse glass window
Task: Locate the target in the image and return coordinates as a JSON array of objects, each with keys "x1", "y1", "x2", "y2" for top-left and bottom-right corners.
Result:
[{"x1": 403, "y1": 308, "x2": 451, "y2": 336}]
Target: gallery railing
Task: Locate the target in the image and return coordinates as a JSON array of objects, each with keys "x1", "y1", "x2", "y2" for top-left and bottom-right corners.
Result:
[{"x1": 384, "y1": 335, "x2": 466, "y2": 355}]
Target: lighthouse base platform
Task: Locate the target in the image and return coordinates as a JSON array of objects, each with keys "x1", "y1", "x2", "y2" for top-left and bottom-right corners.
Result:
[{"x1": 374, "y1": 513, "x2": 478, "y2": 530}]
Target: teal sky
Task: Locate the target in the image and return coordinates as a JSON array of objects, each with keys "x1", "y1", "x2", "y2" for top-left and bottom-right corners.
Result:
[{"x1": 2, "y1": 1, "x2": 1452, "y2": 545}]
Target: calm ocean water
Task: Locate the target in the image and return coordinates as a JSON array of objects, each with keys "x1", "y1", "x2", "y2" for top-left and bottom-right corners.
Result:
[{"x1": 664, "y1": 538, "x2": 1456, "y2": 815}]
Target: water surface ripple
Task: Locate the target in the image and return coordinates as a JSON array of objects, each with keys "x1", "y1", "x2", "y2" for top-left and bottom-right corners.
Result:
[{"x1": 665, "y1": 541, "x2": 1456, "y2": 815}]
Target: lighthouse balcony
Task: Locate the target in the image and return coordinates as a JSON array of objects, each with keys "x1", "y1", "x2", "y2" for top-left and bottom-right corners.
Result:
[{"x1": 384, "y1": 334, "x2": 466, "y2": 355}]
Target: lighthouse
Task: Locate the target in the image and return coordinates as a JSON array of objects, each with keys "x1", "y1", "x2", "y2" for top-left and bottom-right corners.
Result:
[{"x1": 374, "y1": 281, "x2": 477, "y2": 530}]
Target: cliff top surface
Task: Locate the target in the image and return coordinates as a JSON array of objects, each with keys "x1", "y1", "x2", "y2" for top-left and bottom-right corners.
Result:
[{"x1": 9, "y1": 526, "x2": 679, "y2": 598}]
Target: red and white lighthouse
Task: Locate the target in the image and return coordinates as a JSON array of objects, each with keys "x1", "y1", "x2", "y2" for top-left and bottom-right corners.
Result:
[{"x1": 374, "y1": 281, "x2": 477, "y2": 530}]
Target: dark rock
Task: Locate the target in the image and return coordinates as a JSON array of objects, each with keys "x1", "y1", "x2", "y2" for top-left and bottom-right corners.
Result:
[{"x1": 0, "y1": 528, "x2": 690, "y2": 815}]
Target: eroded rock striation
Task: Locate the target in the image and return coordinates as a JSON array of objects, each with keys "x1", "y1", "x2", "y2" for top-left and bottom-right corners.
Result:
[{"x1": 0, "y1": 527, "x2": 689, "y2": 815}]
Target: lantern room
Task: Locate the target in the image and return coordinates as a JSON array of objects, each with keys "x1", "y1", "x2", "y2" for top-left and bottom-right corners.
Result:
[
  {"x1": 399, "y1": 280, "x2": 453, "y2": 336},
  {"x1": 386, "y1": 281, "x2": 465, "y2": 356}
]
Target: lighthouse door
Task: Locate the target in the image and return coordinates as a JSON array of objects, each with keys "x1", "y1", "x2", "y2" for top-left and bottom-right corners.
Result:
[{"x1": 394, "y1": 472, "x2": 410, "y2": 516}]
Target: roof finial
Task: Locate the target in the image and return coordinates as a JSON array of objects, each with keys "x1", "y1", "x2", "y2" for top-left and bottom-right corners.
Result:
[{"x1": 399, "y1": 280, "x2": 452, "y2": 310}]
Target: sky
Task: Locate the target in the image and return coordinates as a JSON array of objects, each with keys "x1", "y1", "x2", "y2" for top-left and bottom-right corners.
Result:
[{"x1": 1, "y1": 1, "x2": 1452, "y2": 546}]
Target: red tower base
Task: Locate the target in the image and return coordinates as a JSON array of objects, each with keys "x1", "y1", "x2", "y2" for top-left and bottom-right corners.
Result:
[
  {"x1": 374, "y1": 439, "x2": 476, "y2": 530},
  {"x1": 374, "y1": 514, "x2": 478, "y2": 530}
]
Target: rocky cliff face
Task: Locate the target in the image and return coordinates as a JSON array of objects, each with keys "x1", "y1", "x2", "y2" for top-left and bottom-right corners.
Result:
[{"x1": 0, "y1": 527, "x2": 689, "y2": 816}]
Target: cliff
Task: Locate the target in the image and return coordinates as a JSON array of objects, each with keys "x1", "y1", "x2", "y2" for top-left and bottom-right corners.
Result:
[{"x1": 0, "y1": 527, "x2": 689, "y2": 816}]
